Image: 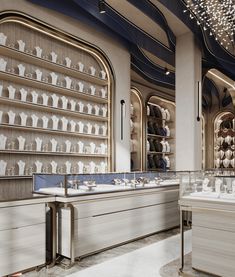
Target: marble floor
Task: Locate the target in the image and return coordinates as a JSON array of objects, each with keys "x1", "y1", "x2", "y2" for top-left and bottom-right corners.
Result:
[{"x1": 21, "y1": 228, "x2": 213, "y2": 277}]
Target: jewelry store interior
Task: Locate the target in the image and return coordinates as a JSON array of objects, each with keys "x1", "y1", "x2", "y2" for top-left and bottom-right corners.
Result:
[{"x1": 0, "y1": 1, "x2": 235, "y2": 277}]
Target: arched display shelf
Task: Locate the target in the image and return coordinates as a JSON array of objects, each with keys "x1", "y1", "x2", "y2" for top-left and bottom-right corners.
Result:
[
  {"x1": 214, "y1": 111, "x2": 235, "y2": 169},
  {"x1": 130, "y1": 88, "x2": 143, "y2": 171},
  {"x1": 0, "y1": 13, "x2": 114, "y2": 181},
  {"x1": 146, "y1": 95, "x2": 175, "y2": 171}
]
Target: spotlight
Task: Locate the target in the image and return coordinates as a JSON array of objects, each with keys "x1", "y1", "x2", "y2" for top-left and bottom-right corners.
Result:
[
  {"x1": 164, "y1": 67, "x2": 170, "y2": 75},
  {"x1": 99, "y1": 0, "x2": 106, "y2": 14}
]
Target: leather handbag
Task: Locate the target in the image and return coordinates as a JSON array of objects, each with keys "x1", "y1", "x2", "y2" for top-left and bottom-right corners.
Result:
[
  {"x1": 148, "y1": 155, "x2": 156, "y2": 169},
  {"x1": 153, "y1": 105, "x2": 162, "y2": 118},
  {"x1": 154, "y1": 140, "x2": 162, "y2": 152},
  {"x1": 149, "y1": 139, "x2": 156, "y2": 152}
]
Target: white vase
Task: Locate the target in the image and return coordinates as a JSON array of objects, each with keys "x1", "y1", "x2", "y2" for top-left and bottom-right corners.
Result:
[
  {"x1": 42, "y1": 116, "x2": 49, "y2": 129},
  {"x1": 0, "y1": 84, "x2": 2, "y2": 97},
  {"x1": 215, "y1": 178, "x2": 223, "y2": 193},
  {"x1": 77, "y1": 121, "x2": 84, "y2": 133},
  {"x1": 99, "y1": 161, "x2": 106, "y2": 173},
  {"x1": 231, "y1": 158, "x2": 235, "y2": 168},
  {"x1": 225, "y1": 150, "x2": 232, "y2": 159},
  {"x1": 17, "y1": 40, "x2": 25, "y2": 52},
  {"x1": 101, "y1": 125, "x2": 107, "y2": 136},
  {"x1": 35, "y1": 69, "x2": 42, "y2": 81},
  {"x1": 87, "y1": 103, "x2": 93, "y2": 114},
  {"x1": 50, "y1": 160, "x2": 57, "y2": 173},
  {"x1": 17, "y1": 64, "x2": 25, "y2": 77},
  {"x1": 70, "y1": 120, "x2": 76, "y2": 132},
  {"x1": 161, "y1": 108, "x2": 167, "y2": 120},
  {"x1": 165, "y1": 156, "x2": 170, "y2": 168},
  {"x1": 89, "y1": 66, "x2": 96, "y2": 76},
  {"x1": 101, "y1": 106, "x2": 107, "y2": 117},
  {"x1": 35, "y1": 46, "x2": 42, "y2": 58},
  {"x1": 65, "y1": 140, "x2": 71, "y2": 153},
  {"x1": 42, "y1": 93, "x2": 49, "y2": 106},
  {"x1": 0, "y1": 160, "x2": 7, "y2": 175},
  {"x1": 86, "y1": 123, "x2": 92, "y2": 134},
  {"x1": 68, "y1": 100, "x2": 75, "y2": 111},
  {"x1": 19, "y1": 112, "x2": 28, "y2": 126},
  {"x1": 90, "y1": 85, "x2": 96, "y2": 95},
  {"x1": 225, "y1": 135, "x2": 232, "y2": 145},
  {"x1": 35, "y1": 137, "x2": 43, "y2": 151},
  {"x1": 77, "y1": 161, "x2": 84, "y2": 173},
  {"x1": 7, "y1": 85, "x2": 16, "y2": 99},
  {"x1": 61, "y1": 96, "x2": 68, "y2": 109},
  {"x1": 0, "y1": 33, "x2": 7, "y2": 45},
  {"x1": 165, "y1": 109, "x2": 171, "y2": 121},
  {"x1": 50, "y1": 138, "x2": 57, "y2": 152},
  {"x1": 165, "y1": 141, "x2": 170, "y2": 153},
  {"x1": 100, "y1": 88, "x2": 106, "y2": 98},
  {"x1": 160, "y1": 140, "x2": 166, "y2": 152},
  {"x1": 8, "y1": 110, "x2": 16, "y2": 125},
  {"x1": 100, "y1": 143, "x2": 107, "y2": 154},
  {"x1": 65, "y1": 57, "x2": 71, "y2": 68},
  {"x1": 61, "y1": 117, "x2": 68, "y2": 131},
  {"x1": 17, "y1": 136, "x2": 26, "y2": 151},
  {"x1": 65, "y1": 161, "x2": 71, "y2": 174},
  {"x1": 51, "y1": 115, "x2": 59, "y2": 130},
  {"x1": 0, "y1": 58, "x2": 7, "y2": 71},
  {"x1": 17, "y1": 160, "x2": 25, "y2": 175},
  {"x1": 31, "y1": 114, "x2": 39, "y2": 127},
  {"x1": 94, "y1": 105, "x2": 100, "y2": 116},
  {"x1": 94, "y1": 124, "x2": 100, "y2": 135},
  {"x1": 65, "y1": 76, "x2": 72, "y2": 89},
  {"x1": 50, "y1": 72, "x2": 58, "y2": 85},
  {"x1": 50, "y1": 52, "x2": 57, "y2": 63},
  {"x1": 89, "y1": 161, "x2": 96, "y2": 173},
  {"x1": 78, "y1": 62, "x2": 84, "y2": 72},
  {"x1": 223, "y1": 158, "x2": 230, "y2": 168},
  {"x1": 31, "y1": 91, "x2": 39, "y2": 104},
  {"x1": 35, "y1": 160, "x2": 43, "y2": 173},
  {"x1": 0, "y1": 111, "x2": 3, "y2": 124},
  {"x1": 78, "y1": 101, "x2": 84, "y2": 113},
  {"x1": 78, "y1": 82, "x2": 84, "y2": 92},
  {"x1": 51, "y1": 93, "x2": 59, "y2": 108},
  {"x1": 0, "y1": 134, "x2": 7, "y2": 150},
  {"x1": 215, "y1": 158, "x2": 221, "y2": 168},
  {"x1": 219, "y1": 150, "x2": 225, "y2": 159},
  {"x1": 90, "y1": 142, "x2": 96, "y2": 154},
  {"x1": 77, "y1": 141, "x2": 84, "y2": 153},
  {"x1": 100, "y1": 70, "x2": 106, "y2": 79},
  {"x1": 19, "y1": 88, "x2": 27, "y2": 102},
  {"x1": 165, "y1": 126, "x2": 170, "y2": 137}
]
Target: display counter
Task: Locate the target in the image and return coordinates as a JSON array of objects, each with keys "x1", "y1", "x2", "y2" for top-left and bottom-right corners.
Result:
[{"x1": 179, "y1": 170, "x2": 235, "y2": 277}]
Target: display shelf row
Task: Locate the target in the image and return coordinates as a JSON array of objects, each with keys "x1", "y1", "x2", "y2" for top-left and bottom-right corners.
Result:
[
  {"x1": 0, "y1": 96, "x2": 108, "y2": 122},
  {"x1": 147, "y1": 151, "x2": 174, "y2": 155},
  {"x1": 0, "y1": 45, "x2": 108, "y2": 85},
  {"x1": 147, "y1": 133, "x2": 173, "y2": 139},
  {"x1": 0, "y1": 71, "x2": 108, "y2": 104}
]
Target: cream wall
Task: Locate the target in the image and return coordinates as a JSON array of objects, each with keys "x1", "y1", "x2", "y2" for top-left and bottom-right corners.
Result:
[{"x1": 0, "y1": 0, "x2": 131, "y2": 172}]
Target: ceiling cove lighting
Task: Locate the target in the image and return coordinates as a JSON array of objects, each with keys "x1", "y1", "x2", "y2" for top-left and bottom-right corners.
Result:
[
  {"x1": 99, "y1": 0, "x2": 106, "y2": 14},
  {"x1": 184, "y1": 0, "x2": 235, "y2": 50}
]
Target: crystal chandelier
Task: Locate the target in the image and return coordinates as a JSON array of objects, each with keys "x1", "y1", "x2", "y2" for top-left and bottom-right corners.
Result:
[{"x1": 184, "y1": 0, "x2": 235, "y2": 51}]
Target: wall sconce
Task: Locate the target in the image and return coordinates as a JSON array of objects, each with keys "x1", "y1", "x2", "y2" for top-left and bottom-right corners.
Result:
[
  {"x1": 120, "y1": 99, "x2": 126, "y2": 140},
  {"x1": 99, "y1": 0, "x2": 106, "y2": 14}
]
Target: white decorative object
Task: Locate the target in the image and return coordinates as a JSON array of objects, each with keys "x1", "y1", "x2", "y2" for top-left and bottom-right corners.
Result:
[
  {"x1": 90, "y1": 142, "x2": 96, "y2": 154},
  {"x1": 78, "y1": 82, "x2": 84, "y2": 92},
  {"x1": 99, "y1": 161, "x2": 106, "y2": 173},
  {"x1": 165, "y1": 156, "x2": 170, "y2": 168},
  {"x1": 35, "y1": 46, "x2": 42, "y2": 58},
  {"x1": 101, "y1": 125, "x2": 107, "y2": 136},
  {"x1": 70, "y1": 120, "x2": 76, "y2": 132},
  {"x1": 87, "y1": 103, "x2": 93, "y2": 114},
  {"x1": 0, "y1": 33, "x2": 7, "y2": 45},
  {"x1": 94, "y1": 105, "x2": 100, "y2": 116},
  {"x1": 89, "y1": 161, "x2": 96, "y2": 173},
  {"x1": 19, "y1": 88, "x2": 27, "y2": 101},
  {"x1": 101, "y1": 106, "x2": 107, "y2": 117},
  {"x1": 17, "y1": 64, "x2": 25, "y2": 76},
  {"x1": 160, "y1": 140, "x2": 167, "y2": 152},
  {"x1": 51, "y1": 93, "x2": 59, "y2": 108},
  {"x1": 225, "y1": 135, "x2": 232, "y2": 145},
  {"x1": 90, "y1": 85, "x2": 96, "y2": 95},
  {"x1": 100, "y1": 70, "x2": 106, "y2": 79},
  {"x1": 225, "y1": 149, "x2": 232, "y2": 159},
  {"x1": 147, "y1": 105, "x2": 150, "y2": 116},
  {"x1": 31, "y1": 91, "x2": 38, "y2": 104},
  {"x1": 78, "y1": 101, "x2": 84, "y2": 113},
  {"x1": 215, "y1": 158, "x2": 221, "y2": 168},
  {"x1": 161, "y1": 108, "x2": 167, "y2": 120},
  {"x1": 19, "y1": 112, "x2": 27, "y2": 126},
  {"x1": 61, "y1": 117, "x2": 68, "y2": 131},
  {"x1": 42, "y1": 116, "x2": 49, "y2": 129},
  {"x1": 100, "y1": 88, "x2": 106, "y2": 98},
  {"x1": 78, "y1": 62, "x2": 84, "y2": 72},
  {"x1": 8, "y1": 110, "x2": 16, "y2": 125},
  {"x1": 215, "y1": 178, "x2": 223, "y2": 194},
  {"x1": 232, "y1": 180, "x2": 235, "y2": 194},
  {"x1": 223, "y1": 158, "x2": 230, "y2": 168},
  {"x1": 70, "y1": 99, "x2": 76, "y2": 111},
  {"x1": 65, "y1": 57, "x2": 71, "y2": 68},
  {"x1": 165, "y1": 109, "x2": 170, "y2": 121},
  {"x1": 61, "y1": 96, "x2": 68, "y2": 109},
  {"x1": 50, "y1": 160, "x2": 58, "y2": 173},
  {"x1": 65, "y1": 76, "x2": 72, "y2": 89},
  {"x1": 202, "y1": 177, "x2": 210, "y2": 192},
  {"x1": 86, "y1": 122, "x2": 93, "y2": 134},
  {"x1": 0, "y1": 85, "x2": 2, "y2": 97},
  {"x1": 35, "y1": 69, "x2": 42, "y2": 81},
  {"x1": 17, "y1": 40, "x2": 25, "y2": 52},
  {"x1": 17, "y1": 136, "x2": 25, "y2": 151},
  {"x1": 35, "y1": 137, "x2": 42, "y2": 151},
  {"x1": 31, "y1": 114, "x2": 38, "y2": 127},
  {"x1": 35, "y1": 160, "x2": 43, "y2": 173},
  {"x1": 77, "y1": 161, "x2": 84, "y2": 173},
  {"x1": 147, "y1": 140, "x2": 150, "y2": 152},
  {"x1": 89, "y1": 66, "x2": 96, "y2": 76},
  {"x1": 0, "y1": 58, "x2": 7, "y2": 71},
  {"x1": 165, "y1": 126, "x2": 170, "y2": 137},
  {"x1": 0, "y1": 134, "x2": 7, "y2": 150},
  {"x1": 78, "y1": 121, "x2": 84, "y2": 133},
  {"x1": 219, "y1": 150, "x2": 225, "y2": 159},
  {"x1": 231, "y1": 158, "x2": 235, "y2": 168},
  {"x1": 94, "y1": 124, "x2": 100, "y2": 135},
  {"x1": 65, "y1": 161, "x2": 72, "y2": 174},
  {"x1": 165, "y1": 141, "x2": 170, "y2": 153},
  {"x1": 51, "y1": 115, "x2": 59, "y2": 130},
  {"x1": 100, "y1": 143, "x2": 107, "y2": 154},
  {"x1": 42, "y1": 93, "x2": 49, "y2": 106},
  {"x1": 17, "y1": 160, "x2": 25, "y2": 175},
  {"x1": 0, "y1": 111, "x2": 2, "y2": 124},
  {"x1": 50, "y1": 52, "x2": 57, "y2": 63},
  {"x1": 77, "y1": 141, "x2": 84, "y2": 153},
  {"x1": 7, "y1": 85, "x2": 16, "y2": 99},
  {"x1": 0, "y1": 160, "x2": 7, "y2": 175},
  {"x1": 50, "y1": 72, "x2": 58, "y2": 85},
  {"x1": 65, "y1": 140, "x2": 71, "y2": 153},
  {"x1": 51, "y1": 139, "x2": 58, "y2": 153},
  {"x1": 215, "y1": 119, "x2": 222, "y2": 131}
]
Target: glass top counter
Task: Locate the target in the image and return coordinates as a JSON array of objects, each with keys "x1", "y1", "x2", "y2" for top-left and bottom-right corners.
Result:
[{"x1": 33, "y1": 171, "x2": 180, "y2": 197}]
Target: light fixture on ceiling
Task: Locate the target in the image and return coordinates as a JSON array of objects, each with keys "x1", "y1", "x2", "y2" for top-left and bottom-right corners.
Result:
[
  {"x1": 99, "y1": 0, "x2": 106, "y2": 14},
  {"x1": 208, "y1": 70, "x2": 235, "y2": 90},
  {"x1": 164, "y1": 67, "x2": 170, "y2": 75},
  {"x1": 184, "y1": 0, "x2": 235, "y2": 50}
]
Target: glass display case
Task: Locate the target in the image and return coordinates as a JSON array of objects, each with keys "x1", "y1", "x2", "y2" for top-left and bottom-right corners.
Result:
[
  {"x1": 179, "y1": 169, "x2": 235, "y2": 201},
  {"x1": 33, "y1": 171, "x2": 180, "y2": 197}
]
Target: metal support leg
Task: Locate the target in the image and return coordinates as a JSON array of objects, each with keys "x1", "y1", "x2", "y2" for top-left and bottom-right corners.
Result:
[{"x1": 179, "y1": 209, "x2": 184, "y2": 273}]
